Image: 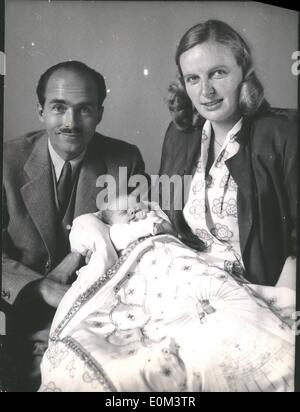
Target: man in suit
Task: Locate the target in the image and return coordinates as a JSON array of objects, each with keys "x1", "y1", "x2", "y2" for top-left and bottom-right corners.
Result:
[{"x1": 2, "y1": 60, "x2": 146, "y2": 390}]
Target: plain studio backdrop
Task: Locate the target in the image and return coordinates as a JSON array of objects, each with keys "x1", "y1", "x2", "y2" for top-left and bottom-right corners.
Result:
[{"x1": 4, "y1": 1, "x2": 298, "y2": 174}]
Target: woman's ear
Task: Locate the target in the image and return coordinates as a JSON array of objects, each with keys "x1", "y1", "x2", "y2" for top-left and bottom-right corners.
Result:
[{"x1": 37, "y1": 103, "x2": 45, "y2": 122}]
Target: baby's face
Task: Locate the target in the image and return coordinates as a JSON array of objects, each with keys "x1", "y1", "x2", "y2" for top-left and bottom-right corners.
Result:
[{"x1": 109, "y1": 196, "x2": 148, "y2": 224}]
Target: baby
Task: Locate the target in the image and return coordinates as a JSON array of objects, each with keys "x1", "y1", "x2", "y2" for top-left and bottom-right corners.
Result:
[
  {"x1": 69, "y1": 195, "x2": 174, "y2": 271},
  {"x1": 49, "y1": 195, "x2": 175, "y2": 335}
]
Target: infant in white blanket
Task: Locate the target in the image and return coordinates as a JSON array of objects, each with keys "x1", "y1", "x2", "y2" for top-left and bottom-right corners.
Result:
[{"x1": 68, "y1": 195, "x2": 174, "y2": 278}]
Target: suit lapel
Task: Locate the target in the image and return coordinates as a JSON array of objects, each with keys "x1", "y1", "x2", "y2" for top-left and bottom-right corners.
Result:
[
  {"x1": 226, "y1": 121, "x2": 254, "y2": 255},
  {"x1": 74, "y1": 140, "x2": 107, "y2": 217},
  {"x1": 21, "y1": 134, "x2": 57, "y2": 260}
]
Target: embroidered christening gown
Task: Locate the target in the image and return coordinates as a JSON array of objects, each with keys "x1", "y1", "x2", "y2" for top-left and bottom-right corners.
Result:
[{"x1": 39, "y1": 120, "x2": 295, "y2": 392}]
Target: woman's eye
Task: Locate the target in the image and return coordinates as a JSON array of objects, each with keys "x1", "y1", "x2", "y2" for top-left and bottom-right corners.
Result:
[{"x1": 185, "y1": 75, "x2": 199, "y2": 85}]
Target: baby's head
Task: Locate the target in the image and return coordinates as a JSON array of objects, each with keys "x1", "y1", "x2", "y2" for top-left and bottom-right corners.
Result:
[{"x1": 98, "y1": 195, "x2": 148, "y2": 225}]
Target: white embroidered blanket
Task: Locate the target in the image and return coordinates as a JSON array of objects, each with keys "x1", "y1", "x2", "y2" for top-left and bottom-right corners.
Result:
[{"x1": 39, "y1": 235, "x2": 295, "y2": 392}]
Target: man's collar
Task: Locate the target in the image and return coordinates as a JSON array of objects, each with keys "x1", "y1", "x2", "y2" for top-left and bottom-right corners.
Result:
[{"x1": 47, "y1": 139, "x2": 86, "y2": 182}]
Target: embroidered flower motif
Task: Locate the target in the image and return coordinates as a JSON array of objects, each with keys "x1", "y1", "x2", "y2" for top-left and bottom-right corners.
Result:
[
  {"x1": 211, "y1": 198, "x2": 224, "y2": 218},
  {"x1": 192, "y1": 179, "x2": 204, "y2": 194},
  {"x1": 42, "y1": 381, "x2": 62, "y2": 392},
  {"x1": 82, "y1": 368, "x2": 99, "y2": 384},
  {"x1": 228, "y1": 176, "x2": 238, "y2": 191},
  {"x1": 195, "y1": 160, "x2": 202, "y2": 172},
  {"x1": 225, "y1": 198, "x2": 238, "y2": 218},
  {"x1": 211, "y1": 198, "x2": 237, "y2": 219},
  {"x1": 195, "y1": 229, "x2": 214, "y2": 250},
  {"x1": 211, "y1": 223, "x2": 233, "y2": 241},
  {"x1": 189, "y1": 199, "x2": 206, "y2": 219},
  {"x1": 46, "y1": 342, "x2": 69, "y2": 369},
  {"x1": 66, "y1": 357, "x2": 77, "y2": 378},
  {"x1": 219, "y1": 173, "x2": 238, "y2": 191}
]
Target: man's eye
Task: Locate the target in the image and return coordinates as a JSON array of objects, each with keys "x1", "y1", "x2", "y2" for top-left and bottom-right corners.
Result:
[
  {"x1": 211, "y1": 69, "x2": 227, "y2": 78},
  {"x1": 80, "y1": 106, "x2": 92, "y2": 115},
  {"x1": 51, "y1": 104, "x2": 66, "y2": 113}
]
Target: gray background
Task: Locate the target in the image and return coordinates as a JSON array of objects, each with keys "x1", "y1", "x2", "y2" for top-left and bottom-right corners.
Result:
[{"x1": 4, "y1": 1, "x2": 298, "y2": 174}]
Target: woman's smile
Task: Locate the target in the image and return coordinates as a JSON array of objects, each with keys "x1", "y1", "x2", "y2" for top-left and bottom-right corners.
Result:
[{"x1": 201, "y1": 98, "x2": 223, "y2": 110}]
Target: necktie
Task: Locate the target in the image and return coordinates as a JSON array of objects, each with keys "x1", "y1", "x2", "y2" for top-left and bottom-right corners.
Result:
[{"x1": 57, "y1": 161, "x2": 72, "y2": 217}]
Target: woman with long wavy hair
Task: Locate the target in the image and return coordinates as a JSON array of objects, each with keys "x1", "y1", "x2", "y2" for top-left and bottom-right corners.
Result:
[{"x1": 161, "y1": 19, "x2": 297, "y2": 288}]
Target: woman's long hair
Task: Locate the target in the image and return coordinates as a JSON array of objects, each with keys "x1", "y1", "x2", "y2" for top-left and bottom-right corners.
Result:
[{"x1": 167, "y1": 20, "x2": 266, "y2": 130}]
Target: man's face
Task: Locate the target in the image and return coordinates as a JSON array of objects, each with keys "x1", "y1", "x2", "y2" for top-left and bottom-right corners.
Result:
[{"x1": 38, "y1": 69, "x2": 103, "y2": 160}]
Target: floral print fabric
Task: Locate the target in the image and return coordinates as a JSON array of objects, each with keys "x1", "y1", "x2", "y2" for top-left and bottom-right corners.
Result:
[{"x1": 183, "y1": 119, "x2": 244, "y2": 275}]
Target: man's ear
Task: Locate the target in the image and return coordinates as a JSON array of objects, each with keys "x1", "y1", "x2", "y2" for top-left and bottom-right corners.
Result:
[
  {"x1": 37, "y1": 103, "x2": 45, "y2": 122},
  {"x1": 97, "y1": 106, "x2": 104, "y2": 124}
]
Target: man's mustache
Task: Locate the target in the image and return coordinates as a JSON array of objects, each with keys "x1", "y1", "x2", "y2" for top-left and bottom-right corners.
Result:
[{"x1": 58, "y1": 127, "x2": 82, "y2": 134}]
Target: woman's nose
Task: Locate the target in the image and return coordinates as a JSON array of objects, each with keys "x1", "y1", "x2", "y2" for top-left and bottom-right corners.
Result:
[{"x1": 201, "y1": 79, "x2": 215, "y2": 98}]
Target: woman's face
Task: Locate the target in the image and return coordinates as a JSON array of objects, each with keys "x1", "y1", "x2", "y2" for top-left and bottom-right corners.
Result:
[{"x1": 179, "y1": 41, "x2": 243, "y2": 128}]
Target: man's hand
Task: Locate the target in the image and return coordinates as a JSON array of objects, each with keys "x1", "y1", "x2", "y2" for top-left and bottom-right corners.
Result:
[
  {"x1": 17, "y1": 252, "x2": 84, "y2": 308},
  {"x1": 39, "y1": 252, "x2": 83, "y2": 307},
  {"x1": 35, "y1": 278, "x2": 70, "y2": 308},
  {"x1": 48, "y1": 252, "x2": 83, "y2": 284}
]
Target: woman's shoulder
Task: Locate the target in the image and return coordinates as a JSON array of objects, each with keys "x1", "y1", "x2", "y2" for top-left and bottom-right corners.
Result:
[
  {"x1": 164, "y1": 120, "x2": 194, "y2": 138},
  {"x1": 248, "y1": 107, "x2": 297, "y2": 146},
  {"x1": 163, "y1": 120, "x2": 203, "y2": 148},
  {"x1": 250, "y1": 107, "x2": 297, "y2": 130}
]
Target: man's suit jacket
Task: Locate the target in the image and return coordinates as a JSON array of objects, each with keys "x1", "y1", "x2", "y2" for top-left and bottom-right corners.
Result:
[
  {"x1": 158, "y1": 109, "x2": 297, "y2": 286},
  {"x1": 2, "y1": 130, "x2": 146, "y2": 305}
]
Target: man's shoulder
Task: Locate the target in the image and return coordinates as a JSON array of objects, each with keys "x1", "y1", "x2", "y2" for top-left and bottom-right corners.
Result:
[
  {"x1": 4, "y1": 130, "x2": 46, "y2": 156},
  {"x1": 91, "y1": 132, "x2": 140, "y2": 155}
]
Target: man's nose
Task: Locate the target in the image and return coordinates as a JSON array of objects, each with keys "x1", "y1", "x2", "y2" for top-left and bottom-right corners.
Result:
[
  {"x1": 63, "y1": 109, "x2": 77, "y2": 128},
  {"x1": 201, "y1": 79, "x2": 215, "y2": 98}
]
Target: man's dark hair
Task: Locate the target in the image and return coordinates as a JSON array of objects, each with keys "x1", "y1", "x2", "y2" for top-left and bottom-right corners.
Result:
[{"x1": 36, "y1": 60, "x2": 107, "y2": 107}]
